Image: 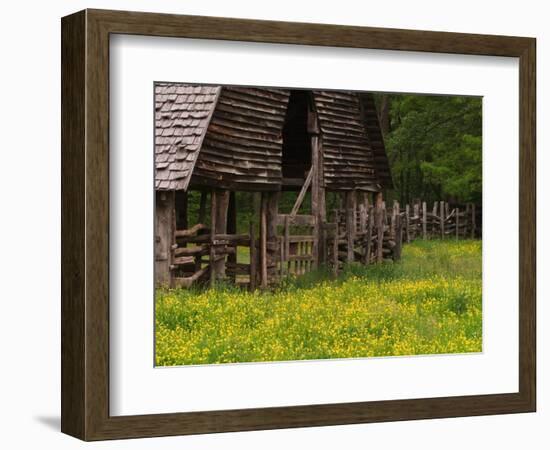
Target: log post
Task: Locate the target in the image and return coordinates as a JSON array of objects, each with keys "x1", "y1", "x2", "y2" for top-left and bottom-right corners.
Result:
[
  {"x1": 332, "y1": 210, "x2": 339, "y2": 276},
  {"x1": 393, "y1": 213, "x2": 402, "y2": 261},
  {"x1": 284, "y1": 215, "x2": 290, "y2": 273},
  {"x1": 345, "y1": 191, "x2": 356, "y2": 263},
  {"x1": 227, "y1": 191, "x2": 237, "y2": 282},
  {"x1": 375, "y1": 192, "x2": 384, "y2": 263},
  {"x1": 260, "y1": 193, "x2": 268, "y2": 288},
  {"x1": 209, "y1": 190, "x2": 217, "y2": 285},
  {"x1": 391, "y1": 200, "x2": 398, "y2": 239},
  {"x1": 210, "y1": 189, "x2": 230, "y2": 284},
  {"x1": 155, "y1": 191, "x2": 175, "y2": 287},
  {"x1": 455, "y1": 207, "x2": 459, "y2": 240},
  {"x1": 249, "y1": 221, "x2": 257, "y2": 290},
  {"x1": 309, "y1": 108, "x2": 325, "y2": 268},
  {"x1": 422, "y1": 201, "x2": 427, "y2": 240},
  {"x1": 265, "y1": 191, "x2": 280, "y2": 280},
  {"x1": 440, "y1": 200, "x2": 445, "y2": 239},
  {"x1": 405, "y1": 204, "x2": 410, "y2": 243},
  {"x1": 359, "y1": 203, "x2": 367, "y2": 233},
  {"x1": 364, "y1": 206, "x2": 374, "y2": 264}
]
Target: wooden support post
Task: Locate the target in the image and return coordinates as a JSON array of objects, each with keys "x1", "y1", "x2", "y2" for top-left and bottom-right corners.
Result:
[
  {"x1": 227, "y1": 192, "x2": 237, "y2": 282},
  {"x1": 440, "y1": 200, "x2": 445, "y2": 239},
  {"x1": 422, "y1": 201, "x2": 427, "y2": 240},
  {"x1": 249, "y1": 221, "x2": 257, "y2": 290},
  {"x1": 394, "y1": 213, "x2": 402, "y2": 261},
  {"x1": 266, "y1": 191, "x2": 280, "y2": 279},
  {"x1": 260, "y1": 193, "x2": 268, "y2": 288},
  {"x1": 391, "y1": 200, "x2": 398, "y2": 239},
  {"x1": 310, "y1": 131, "x2": 325, "y2": 268},
  {"x1": 471, "y1": 203, "x2": 476, "y2": 238},
  {"x1": 364, "y1": 206, "x2": 374, "y2": 264},
  {"x1": 375, "y1": 193, "x2": 384, "y2": 263},
  {"x1": 284, "y1": 215, "x2": 290, "y2": 272},
  {"x1": 332, "y1": 222, "x2": 339, "y2": 277},
  {"x1": 405, "y1": 204, "x2": 410, "y2": 243},
  {"x1": 210, "y1": 189, "x2": 230, "y2": 283},
  {"x1": 209, "y1": 190, "x2": 217, "y2": 285},
  {"x1": 359, "y1": 203, "x2": 367, "y2": 233},
  {"x1": 155, "y1": 191, "x2": 175, "y2": 287},
  {"x1": 345, "y1": 191, "x2": 356, "y2": 263}
]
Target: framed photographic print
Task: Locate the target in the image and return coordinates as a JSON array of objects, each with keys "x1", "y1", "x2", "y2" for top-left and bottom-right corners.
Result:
[{"x1": 61, "y1": 9, "x2": 536, "y2": 440}]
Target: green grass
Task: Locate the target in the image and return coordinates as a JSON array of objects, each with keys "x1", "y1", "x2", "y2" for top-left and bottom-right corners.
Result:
[{"x1": 155, "y1": 239, "x2": 482, "y2": 366}]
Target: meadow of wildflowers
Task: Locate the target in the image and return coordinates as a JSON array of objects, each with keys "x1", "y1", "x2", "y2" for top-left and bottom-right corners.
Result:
[{"x1": 155, "y1": 240, "x2": 482, "y2": 366}]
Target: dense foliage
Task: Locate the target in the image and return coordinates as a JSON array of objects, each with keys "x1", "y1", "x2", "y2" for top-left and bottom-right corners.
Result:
[
  {"x1": 156, "y1": 240, "x2": 482, "y2": 366},
  {"x1": 377, "y1": 94, "x2": 482, "y2": 205}
]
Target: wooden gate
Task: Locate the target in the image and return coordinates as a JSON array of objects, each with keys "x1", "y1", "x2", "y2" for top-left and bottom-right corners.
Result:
[{"x1": 275, "y1": 214, "x2": 316, "y2": 280}]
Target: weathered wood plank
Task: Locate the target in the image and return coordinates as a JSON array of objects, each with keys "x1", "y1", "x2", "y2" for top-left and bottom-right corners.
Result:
[
  {"x1": 174, "y1": 223, "x2": 208, "y2": 237},
  {"x1": 345, "y1": 191, "x2": 356, "y2": 263},
  {"x1": 249, "y1": 221, "x2": 257, "y2": 291},
  {"x1": 290, "y1": 166, "x2": 314, "y2": 217},
  {"x1": 260, "y1": 194, "x2": 268, "y2": 288}
]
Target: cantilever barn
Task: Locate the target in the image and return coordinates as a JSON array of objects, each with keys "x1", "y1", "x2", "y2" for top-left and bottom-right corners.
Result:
[{"x1": 154, "y1": 83, "x2": 394, "y2": 289}]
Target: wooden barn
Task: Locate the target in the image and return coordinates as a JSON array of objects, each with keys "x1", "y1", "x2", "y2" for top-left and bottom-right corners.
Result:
[{"x1": 155, "y1": 83, "x2": 394, "y2": 289}]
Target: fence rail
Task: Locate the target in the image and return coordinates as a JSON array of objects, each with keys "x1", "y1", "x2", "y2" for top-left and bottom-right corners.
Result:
[{"x1": 168, "y1": 199, "x2": 479, "y2": 290}]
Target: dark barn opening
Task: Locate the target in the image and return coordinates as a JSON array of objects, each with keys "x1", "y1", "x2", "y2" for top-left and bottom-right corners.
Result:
[{"x1": 282, "y1": 90, "x2": 311, "y2": 182}]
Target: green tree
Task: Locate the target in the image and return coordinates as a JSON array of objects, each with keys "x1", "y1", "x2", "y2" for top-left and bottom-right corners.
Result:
[{"x1": 378, "y1": 93, "x2": 482, "y2": 205}]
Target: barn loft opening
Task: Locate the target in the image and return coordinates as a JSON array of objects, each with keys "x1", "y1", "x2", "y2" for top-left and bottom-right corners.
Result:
[{"x1": 282, "y1": 90, "x2": 312, "y2": 183}]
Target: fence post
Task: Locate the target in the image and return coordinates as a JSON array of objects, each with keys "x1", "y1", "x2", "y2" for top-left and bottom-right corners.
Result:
[
  {"x1": 359, "y1": 203, "x2": 367, "y2": 233},
  {"x1": 439, "y1": 200, "x2": 445, "y2": 239},
  {"x1": 405, "y1": 204, "x2": 410, "y2": 243},
  {"x1": 260, "y1": 194, "x2": 268, "y2": 288},
  {"x1": 249, "y1": 221, "x2": 257, "y2": 290},
  {"x1": 375, "y1": 193, "x2": 384, "y2": 263},
  {"x1": 209, "y1": 189, "x2": 217, "y2": 285},
  {"x1": 364, "y1": 206, "x2": 373, "y2": 264},
  {"x1": 455, "y1": 207, "x2": 459, "y2": 240},
  {"x1": 332, "y1": 210, "x2": 339, "y2": 276},
  {"x1": 394, "y1": 214, "x2": 402, "y2": 261},
  {"x1": 422, "y1": 201, "x2": 427, "y2": 239},
  {"x1": 345, "y1": 191, "x2": 356, "y2": 263}
]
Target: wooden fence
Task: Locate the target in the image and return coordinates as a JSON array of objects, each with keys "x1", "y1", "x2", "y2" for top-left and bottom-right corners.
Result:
[
  {"x1": 388, "y1": 200, "x2": 478, "y2": 242},
  {"x1": 168, "y1": 199, "x2": 479, "y2": 290}
]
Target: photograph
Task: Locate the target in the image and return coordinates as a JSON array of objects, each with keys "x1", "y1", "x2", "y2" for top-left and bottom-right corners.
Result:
[{"x1": 153, "y1": 83, "x2": 483, "y2": 367}]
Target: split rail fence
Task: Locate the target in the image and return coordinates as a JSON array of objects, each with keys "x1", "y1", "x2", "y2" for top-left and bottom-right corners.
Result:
[{"x1": 168, "y1": 199, "x2": 479, "y2": 290}]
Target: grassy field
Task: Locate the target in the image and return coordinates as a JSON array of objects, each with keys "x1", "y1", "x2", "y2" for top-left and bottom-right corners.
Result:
[{"x1": 155, "y1": 240, "x2": 482, "y2": 366}]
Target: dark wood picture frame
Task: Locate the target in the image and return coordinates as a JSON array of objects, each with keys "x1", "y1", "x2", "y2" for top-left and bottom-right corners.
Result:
[{"x1": 61, "y1": 9, "x2": 536, "y2": 441}]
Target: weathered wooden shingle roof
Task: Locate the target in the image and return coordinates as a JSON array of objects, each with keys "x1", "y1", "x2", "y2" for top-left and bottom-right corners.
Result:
[
  {"x1": 313, "y1": 91, "x2": 381, "y2": 191},
  {"x1": 155, "y1": 84, "x2": 392, "y2": 192},
  {"x1": 155, "y1": 83, "x2": 220, "y2": 190},
  {"x1": 360, "y1": 94, "x2": 393, "y2": 189},
  {"x1": 192, "y1": 87, "x2": 290, "y2": 190}
]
